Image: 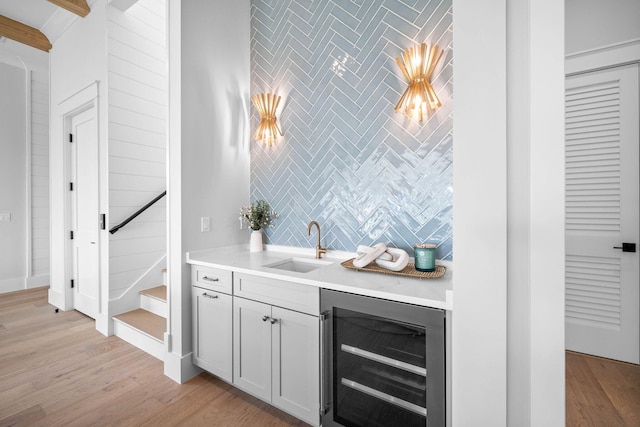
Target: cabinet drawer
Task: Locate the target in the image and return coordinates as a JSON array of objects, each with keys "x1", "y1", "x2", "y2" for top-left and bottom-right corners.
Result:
[
  {"x1": 192, "y1": 265, "x2": 232, "y2": 294},
  {"x1": 234, "y1": 273, "x2": 319, "y2": 316}
]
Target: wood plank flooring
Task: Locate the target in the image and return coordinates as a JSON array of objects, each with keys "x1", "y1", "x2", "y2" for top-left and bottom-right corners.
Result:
[
  {"x1": 0, "y1": 287, "x2": 307, "y2": 426},
  {"x1": 1, "y1": 287, "x2": 639, "y2": 426},
  {"x1": 566, "y1": 350, "x2": 640, "y2": 426}
]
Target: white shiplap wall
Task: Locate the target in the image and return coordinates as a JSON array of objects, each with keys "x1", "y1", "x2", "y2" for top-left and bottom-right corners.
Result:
[
  {"x1": 107, "y1": 0, "x2": 167, "y2": 298},
  {"x1": 30, "y1": 70, "x2": 50, "y2": 278}
]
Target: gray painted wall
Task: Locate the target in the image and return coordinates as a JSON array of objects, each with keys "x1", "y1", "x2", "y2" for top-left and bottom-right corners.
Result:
[
  {"x1": 176, "y1": 0, "x2": 251, "y2": 356},
  {"x1": 0, "y1": 62, "x2": 26, "y2": 291}
]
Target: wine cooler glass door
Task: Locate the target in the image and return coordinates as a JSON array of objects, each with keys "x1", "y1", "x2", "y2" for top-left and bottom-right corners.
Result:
[{"x1": 320, "y1": 289, "x2": 445, "y2": 427}]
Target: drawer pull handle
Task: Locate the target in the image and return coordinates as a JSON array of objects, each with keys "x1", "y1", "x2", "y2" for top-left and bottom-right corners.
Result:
[
  {"x1": 202, "y1": 276, "x2": 219, "y2": 282},
  {"x1": 270, "y1": 318, "x2": 278, "y2": 325},
  {"x1": 203, "y1": 293, "x2": 218, "y2": 299},
  {"x1": 262, "y1": 315, "x2": 270, "y2": 322}
]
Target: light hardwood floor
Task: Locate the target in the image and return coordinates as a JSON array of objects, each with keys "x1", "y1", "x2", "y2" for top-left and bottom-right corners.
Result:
[
  {"x1": 1, "y1": 287, "x2": 639, "y2": 426},
  {"x1": 566, "y1": 350, "x2": 640, "y2": 426},
  {"x1": 0, "y1": 287, "x2": 307, "y2": 426}
]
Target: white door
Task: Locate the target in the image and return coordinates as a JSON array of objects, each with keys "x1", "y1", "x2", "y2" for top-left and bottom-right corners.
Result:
[
  {"x1": 70, "y1": 108, "x2": 100, "y2": 319},
  {"x1": 565, "y1": 64, "x2": 640, "y2": 364}
]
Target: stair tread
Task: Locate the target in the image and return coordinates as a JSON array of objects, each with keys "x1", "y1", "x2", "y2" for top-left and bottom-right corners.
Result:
[
  {"x1": 139, "y1": 285, "x2": 166, "y2": 302},
  {"x1": 113, "y1": 309, "x2": 165, "y2": 341}
]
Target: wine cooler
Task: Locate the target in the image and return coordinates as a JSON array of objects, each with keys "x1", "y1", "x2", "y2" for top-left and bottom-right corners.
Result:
[{"x1": 320, "y1": 289, "x2": 445, "y2": 427}]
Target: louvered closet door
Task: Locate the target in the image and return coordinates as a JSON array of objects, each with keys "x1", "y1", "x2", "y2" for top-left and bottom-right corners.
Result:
[{"x1": 565, "y1": 64, "x2": 639, "y2": 364}]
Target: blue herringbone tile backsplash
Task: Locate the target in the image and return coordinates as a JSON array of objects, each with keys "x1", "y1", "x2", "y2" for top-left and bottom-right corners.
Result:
[{"x1": 250, "y1": 0, "x2": 453, "y2": 260}]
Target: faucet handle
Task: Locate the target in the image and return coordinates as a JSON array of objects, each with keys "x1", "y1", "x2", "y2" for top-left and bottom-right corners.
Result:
[{"x1": 316, "y1": 246, "x2": 327, "y2": 259}]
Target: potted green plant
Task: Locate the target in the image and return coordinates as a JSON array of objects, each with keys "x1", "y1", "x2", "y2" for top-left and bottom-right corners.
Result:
[{"x1": 239, "y1": 200, "x2": 279, "y2": 252}]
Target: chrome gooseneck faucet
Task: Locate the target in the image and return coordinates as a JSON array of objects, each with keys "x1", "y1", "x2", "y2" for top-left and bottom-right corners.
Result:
[{"x1": 307, "y1": 220, "x2": 327, "y2": 259}]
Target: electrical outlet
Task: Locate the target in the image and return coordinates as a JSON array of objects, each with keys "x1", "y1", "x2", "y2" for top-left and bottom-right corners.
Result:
[
  {"x1": 0, "y1": 213, "x2": 10, "y2": 222},
  {"x1": 201, "y1": 216, "x2": 211, "y2": 232}
]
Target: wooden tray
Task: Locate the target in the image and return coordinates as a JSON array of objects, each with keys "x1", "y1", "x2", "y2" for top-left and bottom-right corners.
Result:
[{"x1": 341, "y1": 258, "x2": 447, "y2": 279}]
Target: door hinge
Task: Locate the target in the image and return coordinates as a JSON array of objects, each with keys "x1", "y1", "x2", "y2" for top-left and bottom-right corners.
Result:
[
  {"x1": 69, "y1": 133, "x2": 73, "y2": 143},
  {"x1": 70, "y1": 182, "x2": 74, "y2": 191},
  {"x1": 71, "y1": 279, "x2": 75, "y2": 289},
  {"x1": 70, "y1": 230, "x2": 74, "y2": 240},
  {"x1": 100, "y1": 213, "x2": 106, "y2": 230}
]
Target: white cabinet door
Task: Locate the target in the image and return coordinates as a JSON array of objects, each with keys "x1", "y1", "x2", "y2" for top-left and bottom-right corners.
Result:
[
  {"x1": 271, "y1": 306, "x2": 319, "y2": 426},
  {"x1": 192, "y1": 287, "x2": 233, "y2": 383},
  {"x1": 233, "y1": 297, "x2": 272, "y2": 401}
]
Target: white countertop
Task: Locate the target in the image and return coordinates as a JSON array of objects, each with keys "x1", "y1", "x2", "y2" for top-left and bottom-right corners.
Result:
[{"x1": 186, "y1": 245, "x2": 453, "y2": 310}]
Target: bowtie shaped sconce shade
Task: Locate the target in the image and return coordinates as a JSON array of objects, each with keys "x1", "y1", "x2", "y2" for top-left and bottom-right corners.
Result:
[
  {"x1": 251, "y1": 93, "x2": 283, "y2": 147},
  {"x1": 395, "y1": 43, "x2": 444, "y2": 121}
]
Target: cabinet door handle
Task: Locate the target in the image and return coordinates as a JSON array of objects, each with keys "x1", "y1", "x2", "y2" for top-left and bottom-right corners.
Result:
[
  {"x1": 202, "y1": 276, "x2": 219, "y2": 282},
  {"x1": 262, "y1": 315, "x2": 270, "y2": 322},
  {"x1": 270, "y1": 317, "x2": 278, "y2": 324},
  {"x1": 202, "y1": 292, "x2": 218, "y2": 299}
]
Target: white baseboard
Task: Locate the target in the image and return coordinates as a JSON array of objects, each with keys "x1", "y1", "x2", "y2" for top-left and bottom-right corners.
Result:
[
  {"x1": 0, "y1": 275, "x2": 51, "y2": 294},
  {"x1": 26, "y1": 274, "x2": 50, "y2": 289},
  {"x1": 95, "y1": 312, "x2": 110, "y2": 337},
  {"x1": 0, "y1": 277, "x2": 25, "y2": 294},
  {"x1": 164, "y1": 345, "x2": 201, "y2": 384}
]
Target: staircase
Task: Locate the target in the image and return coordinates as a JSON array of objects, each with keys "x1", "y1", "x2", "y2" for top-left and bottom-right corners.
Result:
[{"x1": 113, "y1": 270, "x2": 167, "y2": 360}]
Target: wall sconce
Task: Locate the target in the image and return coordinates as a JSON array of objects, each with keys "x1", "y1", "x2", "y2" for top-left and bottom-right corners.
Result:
[
  {"x1": 251, "y1": 93, "x2": 283, "y2": 147},
  {"x1": 394, "y1": 43, "x2": 444, "y2": 121}
]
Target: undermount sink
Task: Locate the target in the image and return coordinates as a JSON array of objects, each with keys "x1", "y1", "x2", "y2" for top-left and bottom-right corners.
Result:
[{"x1": 264, "y1": 257, "x2": 333, "y2": 273}]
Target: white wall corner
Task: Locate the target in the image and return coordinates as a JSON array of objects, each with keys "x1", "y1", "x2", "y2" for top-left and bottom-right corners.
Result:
[
  {"x1": 95, "y1": 312, "x2": 110, "y2": 337},
  {"x1": 452, "y1": 0, "x2": 508, "y2": 425},
  {"x1": 506, "y1": 0, "x2": 566, "y2": 426},
  {"x1": 164, "y1": 340, "x2": 201, "y2": 384},
  {"x1": 529, "y1": 2, "x2": 566, "y2": 426}
]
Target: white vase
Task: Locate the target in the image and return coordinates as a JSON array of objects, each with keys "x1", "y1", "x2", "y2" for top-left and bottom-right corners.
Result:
[{"x1": 249, "y1": 229, "x2": 263, "y2": 252}]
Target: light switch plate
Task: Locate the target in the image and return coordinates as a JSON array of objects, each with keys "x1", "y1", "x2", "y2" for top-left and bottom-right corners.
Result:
[
  {"x1": 201, "y1": 216, "x2": 211, "y2": 232},
  {"x1": 0, "y1": 213, "x2": 10, "y2": 222}
]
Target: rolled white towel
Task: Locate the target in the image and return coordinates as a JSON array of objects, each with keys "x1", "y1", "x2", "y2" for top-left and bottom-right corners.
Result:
[
  {"x1": 353, "y1": 243, "x2": 387, "y2": 268},
  {"x1": 375, "y1": 247, "x2": 409, "y2": 271},
  {"x1": 356, "y1": 244, "x2": 393, "y2": 261}
]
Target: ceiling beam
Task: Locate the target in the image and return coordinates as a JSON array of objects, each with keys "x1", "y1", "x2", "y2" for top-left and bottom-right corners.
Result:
[
  {"x1": 47, "y1": 0, "x2": 90, "y2": 18},
  {"x1": 0, "y1": 15, "x2": 52, "y2": 52}
]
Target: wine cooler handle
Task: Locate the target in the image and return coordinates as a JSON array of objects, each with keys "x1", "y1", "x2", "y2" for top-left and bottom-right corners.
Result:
[{"x1": 319, "y1": 310, "x2": 330, "y2": 416}]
